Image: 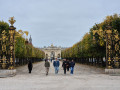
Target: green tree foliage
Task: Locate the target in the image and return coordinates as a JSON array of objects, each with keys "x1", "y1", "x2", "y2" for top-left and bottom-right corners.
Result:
[
  {"x1": 0, "y1": 20, "x2": 44, "y2": 59},
  {"x1": 62, "y1": 14, "x2": 120, "y2": 60},
  {"x1": 15, "y1": 36, "x2": 45, "y2": 59},
  {"x1": 0, "y1": 20, "x2": 9, "y2": 33},
  {"x1": 15, "y1": 37, "x2": 26, "y2": 58}
]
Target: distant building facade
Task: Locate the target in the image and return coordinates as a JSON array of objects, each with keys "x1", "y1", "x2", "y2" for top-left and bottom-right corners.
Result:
[{"x1": 41, "y1": 44, "x2": 66, "y2": 60}]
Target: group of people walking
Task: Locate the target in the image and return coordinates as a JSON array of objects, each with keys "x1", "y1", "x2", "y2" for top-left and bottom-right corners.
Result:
[
  {"x1": 27, "y1": 58, "x2": 75, "y2": 76},
  {"x1": 62, "y1": 59, "x2": 75, "y2": 74},
  {"x1": 44, "y1": 58, "x2": 75, "y2": 75}
]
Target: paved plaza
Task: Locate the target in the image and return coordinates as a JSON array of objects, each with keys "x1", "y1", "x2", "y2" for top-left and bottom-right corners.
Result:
[{"x1": 0, "y1": 61, "x2": 120, "y2": 90}]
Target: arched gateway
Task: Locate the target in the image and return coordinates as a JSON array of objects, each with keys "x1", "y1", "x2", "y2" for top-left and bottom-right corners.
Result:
[{"x1": 42, "y1": 44, "x2": 65, "y2": 60}]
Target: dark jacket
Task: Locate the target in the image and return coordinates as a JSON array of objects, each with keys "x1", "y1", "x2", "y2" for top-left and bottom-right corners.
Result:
[
  {"x1": 70, "y1": 61, "x2": 75, "y2": 67},
  {"x1": 45, "y1": 61, "x2": 50, "y2": 67},
  {"x1": 28, "y1": 61, "x2": 33, "y2": 70},
  {"x1": 66, "y1": 61, "x2": 70, "y2": 67},
  {"x1": 53, "y1": 60, "x2": 60, "y2": 67},
  {"x1": 62, "y1": 61, "x2": 67, "y2": 68}
]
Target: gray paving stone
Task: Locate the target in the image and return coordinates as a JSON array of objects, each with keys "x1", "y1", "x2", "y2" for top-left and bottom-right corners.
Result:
[{"x1": 0, "y1": 61, "x2": 120, "y2": 90}]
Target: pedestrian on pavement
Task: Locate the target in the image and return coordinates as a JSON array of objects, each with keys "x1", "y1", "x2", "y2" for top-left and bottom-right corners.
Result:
[
  {"x1": 66, "y1": 60, "x2": 70, "y2": 71},
  {"x1": 62, "y1": 59, "x2": 67, "y2": 74},
  {"x1": 53, "y1": 58, "x2": 60, "y2": 74},
  {"x1": 44, "y1": 59, "x2": 50, "y2": 75},
  {"x1": 51, "y1": 59, "x2": 52, "y2": 62},
  {"x1": 62, "y1": 59, "x2": 65, "y2": 70},
  {"x1": 70, "y1": 60, "x2": 75, "y2": 74},
  {"x1": 45, "y1": 59, "x2": 47, "y2": 62},
  {"x1": 28, "y1": 60, "x2": 33, "y2": 74}
]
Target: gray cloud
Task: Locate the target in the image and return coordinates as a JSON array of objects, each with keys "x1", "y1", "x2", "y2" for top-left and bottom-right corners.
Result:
[{"x1": 0, "y1": 0, "x2": 120, "y2": 47}]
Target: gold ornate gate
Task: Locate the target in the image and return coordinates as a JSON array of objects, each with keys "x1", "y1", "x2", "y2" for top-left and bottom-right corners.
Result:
[
  {"x1": 93, "y1": 26, "x2": 120, "y2": 69},
  {"x1": 0, "y1": 17, "x2": 16, "y2": 70}
]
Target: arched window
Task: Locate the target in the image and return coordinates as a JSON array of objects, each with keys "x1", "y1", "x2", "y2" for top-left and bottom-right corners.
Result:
[
  {"x1": 46, "y1": 54, "x2": 48, "y2": 59},
  {"x1": 51, "y1": 51, "x2": 55, "y2": 60},
  {"x1": 58, "y1": 54, "x2": 60, "y2": 58}
]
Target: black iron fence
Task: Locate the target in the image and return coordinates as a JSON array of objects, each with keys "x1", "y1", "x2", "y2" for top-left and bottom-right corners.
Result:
[
  {"x1": 15, "y1": 58, "x2": 43, "y2": 67},
  {"x1": 66, "y1": 57, "x2": 106, "y2": 68}
]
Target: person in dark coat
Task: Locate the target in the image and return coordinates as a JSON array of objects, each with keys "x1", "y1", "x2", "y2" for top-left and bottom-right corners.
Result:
[
  {"x1": 62, "y1": 59, "x2": 65, "y2": 70},
  {"x1": 66, "y1": 60, "x2": 70, "y2": 71},
  {"x1": 44, "y1": 60, "x2": 50, "y2": 75},
  {"x1": 70, "y1": 60, "x2": 75, "y2": 74},
  {"x1": 62, "y1": 59, "x2": 67, "y2": 74},
  {"x1": 28, "y1": 60, "x2": 33, "y2": 73}
]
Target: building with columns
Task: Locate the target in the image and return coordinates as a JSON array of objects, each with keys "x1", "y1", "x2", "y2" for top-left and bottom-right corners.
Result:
[{"x1": 41, "y1": 44, "x2": 66, "y2": 60}]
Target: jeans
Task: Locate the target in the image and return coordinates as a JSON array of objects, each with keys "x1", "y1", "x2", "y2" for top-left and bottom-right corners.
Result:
[
  {"x1": 54, "y1": 67, "x2": 59, "y2": 74},
  {"x1": 70, "y1": 67, "x2": 74, "y2": 74}
]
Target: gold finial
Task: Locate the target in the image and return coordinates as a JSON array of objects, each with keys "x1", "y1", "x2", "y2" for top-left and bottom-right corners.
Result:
[
  {"x1": 51, "y1": 43, "x2": 53, "y2": 47},
  {"x1": 24, "y1": 31, "x2": 29, "y2": 36},
  {"x1": 8, "y1": 17, "x2": 16, "y2": 26}
]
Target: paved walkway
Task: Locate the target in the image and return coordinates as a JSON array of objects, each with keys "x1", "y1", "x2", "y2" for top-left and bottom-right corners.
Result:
[{"x1": 0, "y1": 61, "x2": 120, "y2": 90}]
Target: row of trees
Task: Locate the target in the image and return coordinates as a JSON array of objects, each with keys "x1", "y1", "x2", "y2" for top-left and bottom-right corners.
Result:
[
  {"x1": 62, "y1": 14, "x2": 120, "y2": 67},
  {"x1": 15, "y1": 36, "x2": 44, "y2": 66},
  {"x1": 0, "y1": 20, "x2": 45, "y2": 66},
  {"x1": 15, "y1": 36, "x2": 44, "y2": 59}
]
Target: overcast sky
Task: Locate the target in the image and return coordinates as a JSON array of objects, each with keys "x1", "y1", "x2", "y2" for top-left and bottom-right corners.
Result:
[{"x1": 0, "y1": 0, "x2": 120, "y2": 47}]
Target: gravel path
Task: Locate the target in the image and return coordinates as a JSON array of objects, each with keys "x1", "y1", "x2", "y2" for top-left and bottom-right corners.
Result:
[{"x1": 0, "y1": 61, "x2": 120, "y2": 90}]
